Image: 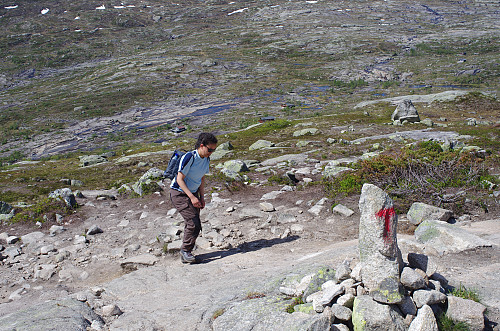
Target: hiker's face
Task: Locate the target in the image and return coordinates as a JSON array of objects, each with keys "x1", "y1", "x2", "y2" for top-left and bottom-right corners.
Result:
[{"x1": 200, "y1": 143, "x2": 217, "y2": 158}]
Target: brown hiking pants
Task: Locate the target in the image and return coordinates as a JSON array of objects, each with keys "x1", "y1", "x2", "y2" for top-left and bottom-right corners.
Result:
[{"x1": 169, "y1": 188, "x2": 202, "y2": 252}]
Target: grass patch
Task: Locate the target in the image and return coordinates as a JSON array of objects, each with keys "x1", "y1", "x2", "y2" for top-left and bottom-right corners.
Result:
[
  {"x1": 449, "y1": 283, "x2": 480, "y2": 303},
  {"x1": 437, "y1": 313, "x2": 470, "y2": 331}
]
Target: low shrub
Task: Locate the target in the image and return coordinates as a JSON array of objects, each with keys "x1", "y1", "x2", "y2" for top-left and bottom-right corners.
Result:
[
  {"x1": 323, "y1": 142, "x2": 495, "y2": 213},
  {"x1": 10, "y1": 198, "x2": 73, "y2": 224}
]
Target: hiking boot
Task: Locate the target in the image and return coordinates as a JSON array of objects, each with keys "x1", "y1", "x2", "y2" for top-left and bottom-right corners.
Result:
[{"x1": 180, "y1": 250, "x2": 196, "y2": 264}]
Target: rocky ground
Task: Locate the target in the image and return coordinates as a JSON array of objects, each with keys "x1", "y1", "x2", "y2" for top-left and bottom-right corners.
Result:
[{"x1": 0, "y1": 171, "x2": 499, "y2": 330}]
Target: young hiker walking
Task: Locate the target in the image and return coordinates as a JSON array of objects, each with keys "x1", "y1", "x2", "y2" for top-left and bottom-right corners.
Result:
[{"x1": 170, "y1": 132, "x2": 217, "y2": 264}]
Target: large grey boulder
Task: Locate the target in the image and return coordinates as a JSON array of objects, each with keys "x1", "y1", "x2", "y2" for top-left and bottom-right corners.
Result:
[
  {"x1": 0, "y1": 298, "x2": 104, "y2": 331},
  {"x1": 358, "y1": 184, "x2": 403, "y2": 304},
  {"x1": 415, "y1": 220, "x2": 493, "y2": 255},
  {"x1": 49, "y1": 188, "x2": 77, "y2": 208},
  {"x1": 323, "y1": 165, "x2": 351, "y2": 178},
  {"x1": 132, "y1": 167, "x2": 164, "y2": 195},
  {"x1": 446, "y1": 296, "x2": 486, "y2": 330},
  {"x1": 408, "y1": 305, "x2": 438, "y2": 331},
  {"x1": 79, "y1": 155, "x2": 107, "y2": 167},
  {"x1": 261, "y1": 154, "x2": 309, "y2": 166},
  {"x1": 352, "y1": 295, "x2": 406, "y2": 331},
  {"x1": 139, "y1": 167, "x2": 164, "y2": 182},
  {"x1": 293, "y1": 128, "x2": 319, "y2": 137},
  {"x1": 407, "y1": 202, "x2": 453, "y2": 225},
  {"x1": 222, "y1": 160, "x2": 249, "y2": 173},
  {"x1": 211, "y1": 141, "x2": 233, "y2": 160},
  {"x1": 391, "y1": 99, "x2": 420, "y2": 123},
  {"x1": 249, "y1": 140, "x2": 274, "y2": 150}
]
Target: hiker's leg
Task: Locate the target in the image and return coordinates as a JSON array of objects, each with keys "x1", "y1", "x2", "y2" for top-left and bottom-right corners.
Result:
[
  {"x1": 182, "y1": 214, "x2": 201, "y2": 252},
  {"x1": 170, "y1": 189, "x2": 201, "y2": 252}
]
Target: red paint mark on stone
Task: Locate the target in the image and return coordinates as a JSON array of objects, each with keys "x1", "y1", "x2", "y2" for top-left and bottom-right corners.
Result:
[{"x1": 376, "y1": 207, "x2": 396, "y2": 243}]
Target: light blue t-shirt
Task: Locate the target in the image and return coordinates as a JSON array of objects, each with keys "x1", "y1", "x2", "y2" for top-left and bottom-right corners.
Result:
[{"x1": 170, "y1": 150, "x2": 210, "y2": 193}]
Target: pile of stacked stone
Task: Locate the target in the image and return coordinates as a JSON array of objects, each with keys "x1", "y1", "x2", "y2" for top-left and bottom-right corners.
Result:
[{"x1": 279, "y1": 184, "x2": 486, "y2": 331}]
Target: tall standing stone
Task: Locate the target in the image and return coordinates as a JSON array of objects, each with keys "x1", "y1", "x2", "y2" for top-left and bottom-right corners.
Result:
[
  {"x1": 391, "y1": 99, "x2": 420, "y2": 123},
  {"x1": 358, "y1": 183, "x2": 403, "y2": 304}
]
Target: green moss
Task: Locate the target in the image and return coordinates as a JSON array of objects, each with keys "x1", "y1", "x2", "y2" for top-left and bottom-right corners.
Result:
[
  {"x1": 352, "y1": 298, "x2": 367, "y2": 331},
  {"x1": 417, "y1": 221, "x2": 440, "y2": 243}
]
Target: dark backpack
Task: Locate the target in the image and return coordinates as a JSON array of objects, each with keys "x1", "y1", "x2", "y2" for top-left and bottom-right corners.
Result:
[{"x1": 163, "y1": 150, "x2": 194, "y2": 180}]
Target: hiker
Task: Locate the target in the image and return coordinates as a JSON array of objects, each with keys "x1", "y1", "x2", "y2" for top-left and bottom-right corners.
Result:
[{"x1": 170, "y1": 132, "x2": 218, "y2": 264}]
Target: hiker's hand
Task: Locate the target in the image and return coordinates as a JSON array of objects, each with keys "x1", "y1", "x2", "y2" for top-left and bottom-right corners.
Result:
[
  {"x1": 200, "y1": 197, "x2": 205, "y2": 209},
  {"x1": 191, "y1": 196, "x2": 202, "y2": 209}
]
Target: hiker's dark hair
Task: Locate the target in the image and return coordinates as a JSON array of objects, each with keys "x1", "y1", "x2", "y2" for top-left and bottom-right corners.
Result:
[{"x1": 195, "y1": 132, "x2": 218, "y2": 149}]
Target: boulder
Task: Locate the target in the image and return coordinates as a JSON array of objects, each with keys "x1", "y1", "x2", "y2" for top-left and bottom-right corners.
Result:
[
  {"x1": 415, "y1": 220, "x2": 493, "y2": 255},
  {"x1": 358, "y1": 184, "x2": 403, "y2": 304},
  {"x1": 210, "y1": 142, "x2": 233, "y2": 160},
  {"x1": 48, "y1": 188, "x2": 77, "y2": 208},
  {"x1": 79, "y1": 155, "x2": 107, "y2": 167},
  {"x1": 408, "y1": 305, "x2": 438, "y2": 331},
  {"x1": 249, "y1": 140, "x2": 274, "y2": 150},
  {"x1": 391, "y1": 99, "x2": 420, "y2": 123},
  {"x1": 293, "y1": 128, "x2": 319, "y2": 137},
  {"x1": 322, "y1": 166, "x2": 351, "y2": 178},
  {"x1": 407, "y1": 202, "x2": 452, "y2": 225},
  {"x1": 352, "y1": 295, "x2": 406, "y2": 331},
  {"x1": 446, "y1": 296, "x2": 486, "y2": 330},
  {"x1": 222, "y1": 160, "x2": 249, "y2": 173}
]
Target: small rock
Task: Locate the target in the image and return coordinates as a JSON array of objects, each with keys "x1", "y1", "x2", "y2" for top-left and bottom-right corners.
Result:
[
  {"x1": 331, "y1": 304, "x2": 352, "y2": 321},
  {"x1": 332, "y1": 204, "x2": 354, "y2": 217},
  {"x1": 102, "y1": 304, "x2": 123, "y2": 316},
  {"x1": 259, "y1": 202, "x2": 275, "y2": 212},
  {"x1": 400, "y1": 267, "x2": 426, "y2": 290},
  {"x1": 412, "y1": 289, "x2": 447, "y2": 308},
  {"x1": 87, "y1": 225, "x2": 103, "y2": 236},
  {"x1": 49, "y1": 225, "x2": 66, "y2": 236}
]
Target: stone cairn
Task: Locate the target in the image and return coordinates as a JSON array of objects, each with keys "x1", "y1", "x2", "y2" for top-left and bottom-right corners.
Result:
[{"x1": 280, "y1": 183, "x2": 486, "y2": 331}]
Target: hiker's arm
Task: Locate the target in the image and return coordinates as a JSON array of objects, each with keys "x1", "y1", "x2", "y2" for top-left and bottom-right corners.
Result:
[
  {"x1": 176, "y1": 172, "x2": 202, "y2": 208},
  {"x1": 199, "y1": 176, "x2": 206, "y2": 209}
]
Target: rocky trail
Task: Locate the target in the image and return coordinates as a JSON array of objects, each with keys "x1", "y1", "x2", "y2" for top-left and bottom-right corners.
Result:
[{"x1": 0, "y1": 182, "x2": 499, "y2": 330}]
